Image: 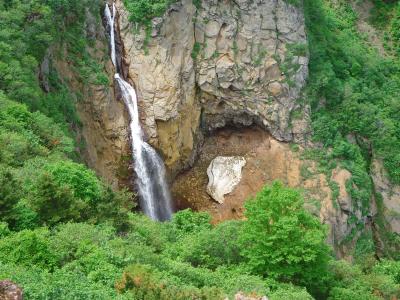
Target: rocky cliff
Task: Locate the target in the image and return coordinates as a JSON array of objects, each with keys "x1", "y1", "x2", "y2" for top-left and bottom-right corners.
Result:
[
  {"x1": 44, "y1": 0, "x2": 400, "y2": 259},
  {"x1": 115, "y1": 0, "x2": 310, "y2": 176},
  {"x1": 113, "y1": 0, "x2": 357, "y2": 256},
  {"x1": 40, "y1": 8, "x2": 131, "y2": 189}
]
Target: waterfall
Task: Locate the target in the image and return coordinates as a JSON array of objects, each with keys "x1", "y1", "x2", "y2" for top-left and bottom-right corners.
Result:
[
  {"x1": 104, "y1": 4, "x2": 116, "y2": 67},
  {"x1": 105, "y1": 3, "x2": 173, "y2": 221}
]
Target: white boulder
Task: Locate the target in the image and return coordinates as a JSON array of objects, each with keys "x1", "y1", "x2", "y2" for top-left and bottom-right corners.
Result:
[{"x1": 206, "y1": 156, "x2": 246, "y2": 203}]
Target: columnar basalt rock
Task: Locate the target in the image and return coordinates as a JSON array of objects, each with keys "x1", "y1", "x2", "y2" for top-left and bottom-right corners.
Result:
[
  {"x1": 115, "y1": 0, "x2": 310, "y2": 176},
  {"x1": 195, "y1": 0, "x2": 309, "y2": 142},
  {"x1": 116, "y1": 0, "x2": 201, "y2": 177}
]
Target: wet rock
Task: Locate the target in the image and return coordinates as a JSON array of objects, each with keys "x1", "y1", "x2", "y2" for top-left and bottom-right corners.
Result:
[
  {"x1": 206, "y1": 156, "x2": 246, "y2": 203},
  {"x1": 0, "y1": 280, "x2": 23, "y2": 300}
]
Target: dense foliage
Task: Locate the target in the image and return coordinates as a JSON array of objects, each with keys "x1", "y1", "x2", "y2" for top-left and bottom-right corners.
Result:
[
  {"x1": 305, "y1": 0, "x2": 400, "y2": 183},
  {"x1": 2, "y1": 183, "x2": 399, "y2": 299},
  {"x1": 123, "y1": 0, "x2": 177, "y2": 24},
  {"x1": 239, "y1": 183, "x2": 331, "y2": 294},
  {"x1": 302, "y1": 0, "x2": 400, "y2": 253},
  {"x1": 1, "y1": 0, "x2": 400, "y2": 299}
]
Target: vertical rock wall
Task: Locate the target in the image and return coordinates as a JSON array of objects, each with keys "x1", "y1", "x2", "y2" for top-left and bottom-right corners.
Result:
[
  {"x1": 115, "y1": 0, "x2": 310, "y2": 176},
  {"x1": 43, "y1": 8, "x2": 131, "y2": 189},
  {"x1": 116, "y1": 0, "x2": 202, "y2": 177}
]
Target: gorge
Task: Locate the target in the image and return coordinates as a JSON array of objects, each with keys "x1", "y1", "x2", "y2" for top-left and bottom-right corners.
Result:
[
  {"x1": 80, "y1": 0, "x2": 400, "y2": 258},
  {"x1": 1, "y1": 0, "x2": 400, "y2": 298}
]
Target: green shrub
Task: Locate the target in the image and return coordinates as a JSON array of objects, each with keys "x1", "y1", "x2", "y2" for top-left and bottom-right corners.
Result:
[
  {"x1": 166, "y1": 220, "x2": 243, "y2": 269},
  {"x1": 0, "y1": 228, "x2": 57, "y2": 270},
  {"x1": 239, "y1": 182, "x2": 331, "y2": 294},
  {"x1": 116, "y1": 264, "x2": 226, "y2": 300},
  {"x1": 123, "y1": 0, "x2": 177, "y2": 25},
  {"x1": 171, "y1": 208, "x2": 211, "y2": 236}
]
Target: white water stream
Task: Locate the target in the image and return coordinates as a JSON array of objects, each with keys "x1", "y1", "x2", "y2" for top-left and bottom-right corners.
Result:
[{"x1": 105, "y1": 3, "x2": 172, "y2": 221}]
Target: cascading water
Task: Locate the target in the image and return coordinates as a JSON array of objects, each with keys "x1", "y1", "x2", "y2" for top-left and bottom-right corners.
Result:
[
  {"x1": 105, "y1": 3, "x2": 173, "y2": 221},
  {"x1": 104, "y1": 4, "x2": 116, "y2": 67}
]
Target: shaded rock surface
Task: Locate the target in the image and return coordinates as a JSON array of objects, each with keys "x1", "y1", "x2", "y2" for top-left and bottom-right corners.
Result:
[
  {"x1": 115, "y1": 0, "x2": 310, "y2": 176},
  {"x1": 0, "y1": 281, "x2": 23, "y2": 300},
  {"x1": 371, "y1": 159, "x2": 400, "y2": 234},
  {"x1": 206, "y1": 156, "x2": 246, "y2": 203}
]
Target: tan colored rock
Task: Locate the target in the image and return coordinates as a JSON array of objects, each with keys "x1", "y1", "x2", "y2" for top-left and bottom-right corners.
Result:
[
  {"x1": 268, "y1": 82, "x2": 283, "y2": 96},
  {"x1": 45, "y1": 9, "x2": 130, "y2": 189},
  {"x1": 196, "y1": 0, "x2": 309, "y2": 142},
  {"x1": 331, "y1": 168, "x2": 352, "y2": 212},
  {"x1": 172, "y1": 128, "x2": 370, "y2": 259}
]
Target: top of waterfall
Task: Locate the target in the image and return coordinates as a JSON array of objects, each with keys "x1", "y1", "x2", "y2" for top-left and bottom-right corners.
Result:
[{"x1": 105, "y1": 3, "x2": 116, "y2": 18}]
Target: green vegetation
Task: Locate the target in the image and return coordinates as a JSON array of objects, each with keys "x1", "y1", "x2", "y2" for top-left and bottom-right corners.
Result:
[
  {"x1": 303, "y1": 0, "x2": 400, "y2": 249},
  {"x1": 370, "y1": 0, "x2": 400, "y2": 55},
  {"x1": 239, "y1": 183, "x2": 331, "y2": 296},
  {"x1": 191, "y1": 42, "x2": 202, "y2": 60},
  {"x1": 2, "y1": 182, "x2": 399, "y2": 299},
  {"x1": 123, "y1": 0, "x2": 177, "y2": 25},
  {"x1": 193, "y1": 0, "x2": 202, "y2": 10},
  {"x1": 1, "y1": 0, "x2": 400, "y2": 299},
  {"x1": 304, "y1": 0, "x2": 400, "y2": 185}
]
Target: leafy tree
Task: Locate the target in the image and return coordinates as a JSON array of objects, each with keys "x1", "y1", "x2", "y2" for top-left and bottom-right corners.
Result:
[
  {"x1": 166, "y1": 220, "x2": 243, "y2": 269},
  {"x1": 171, "y1": 208, "x2": 211, "y2": 236},
  {"x1": 27, "y1": 164, "x2": 91, "y2": 225},
  {"x1": 0, "y1": 228, "x2": 57, "y2": 270},
  {"x1": 116, "y1": 264, "x2": 226, "y2": 300},
  {"x1": 25, "y1": 160, "x2": 133, "y2": 227},
  {"x1": 0, "y1": 167, "x2": 20, "y2": 222},
  {"x1": 239, "y1": 182, "x2": 331, "y2": 292}
]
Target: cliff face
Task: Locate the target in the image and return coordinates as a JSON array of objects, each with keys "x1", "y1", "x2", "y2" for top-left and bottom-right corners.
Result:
[
  {"x1": 115, "y1": 0, "x2": 310, "y2": 176},
  {"x1": 114, "y1": 0, "x2": 366, "y2": 257},
  {"x1": 68, "y1": 0, "x2": 361, "y2": 257},
  {"x1": 44, "y1": 1, "x2": 400, "y2": 259},
  {"x1": 41, "y1": 9, "x2": 131, "y2": 189},
  {"x1": 194, "y1": 0, "x2": 309, "y2": 142}
]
